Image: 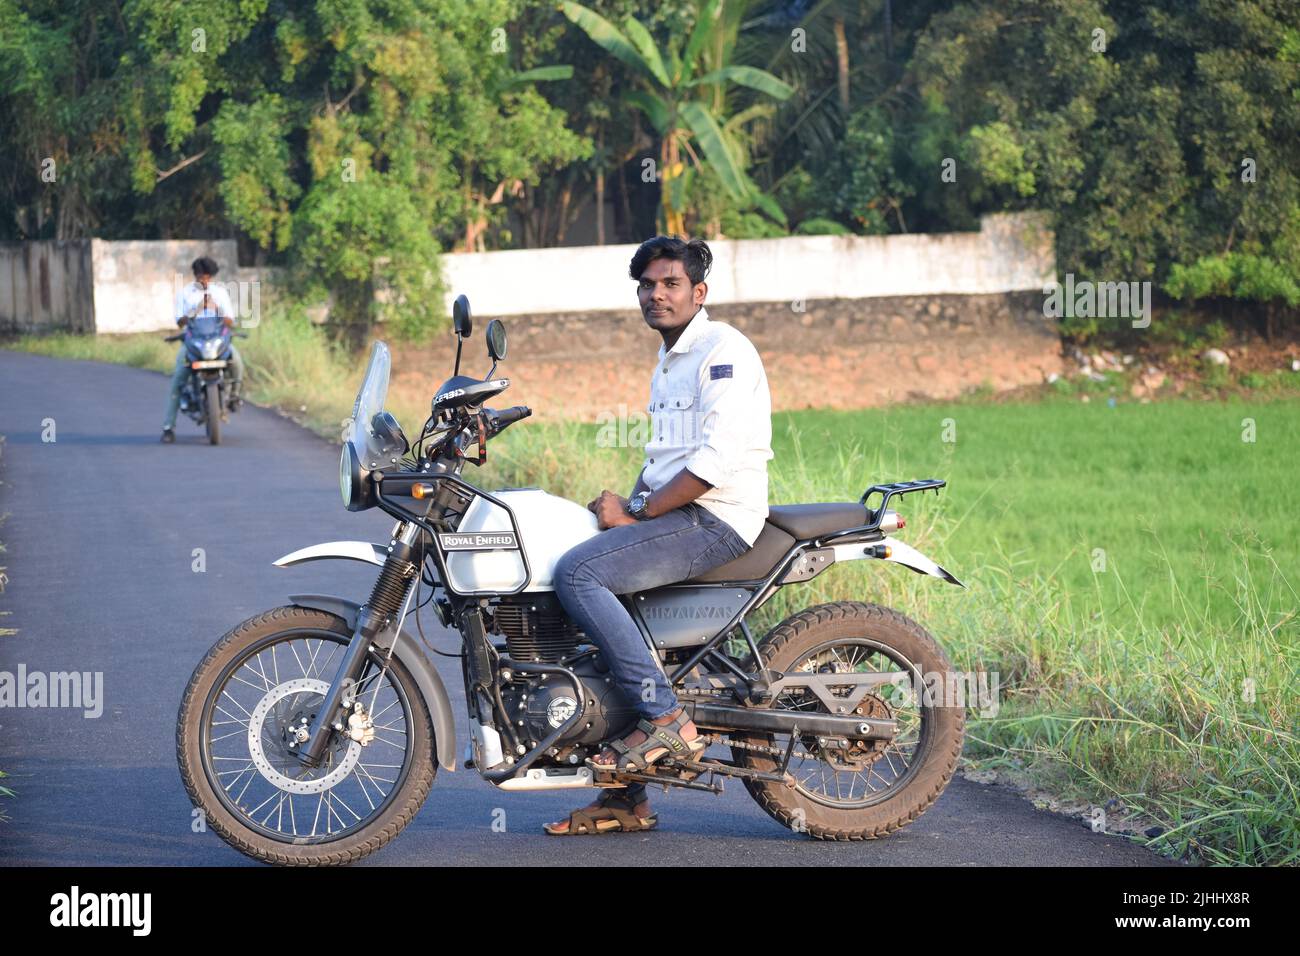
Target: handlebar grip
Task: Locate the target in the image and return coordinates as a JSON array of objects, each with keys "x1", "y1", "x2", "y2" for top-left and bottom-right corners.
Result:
[
  {"x1": 163, "y1": 333, "x2": 182, "y2": 342},
  {"x1": 497, "y1": 405, "x2": 532, "y2": 426}
]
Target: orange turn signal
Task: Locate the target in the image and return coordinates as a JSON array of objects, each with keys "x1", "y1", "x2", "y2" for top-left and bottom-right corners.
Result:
[{"x1": 411, "y1": 483, "x2": 435, "y2": 499}]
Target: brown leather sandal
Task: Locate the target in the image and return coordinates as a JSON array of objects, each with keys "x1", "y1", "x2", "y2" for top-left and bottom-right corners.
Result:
[
  {"x1": 586, "y1": 708, "x2": 706, "y2": 774},
  {"x1": 542, "y1": 791, "x2": 658, "y2": 836}
]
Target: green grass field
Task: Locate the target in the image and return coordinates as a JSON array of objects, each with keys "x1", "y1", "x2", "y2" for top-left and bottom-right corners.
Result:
[{"x1": 5, "y1": 320, "x2": 1298, "y2": 863}]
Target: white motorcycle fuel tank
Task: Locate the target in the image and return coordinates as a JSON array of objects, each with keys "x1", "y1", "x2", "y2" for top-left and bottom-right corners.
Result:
[{"x1": 443, "y1": 488, "x2": 600, "y2": 593}]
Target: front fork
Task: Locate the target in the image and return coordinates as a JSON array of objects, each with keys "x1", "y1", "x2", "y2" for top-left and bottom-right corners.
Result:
[{"x1": 292, "y1": 520, "x2": 422, "y2": 767}]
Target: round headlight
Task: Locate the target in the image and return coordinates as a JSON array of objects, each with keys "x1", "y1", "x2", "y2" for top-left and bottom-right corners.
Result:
[
  {"x1": 339, "y1": 442, "x2": 374, "y2": 512},
  {"x1": 339, "y1": 445, "x2": 353, "y2": 508}
]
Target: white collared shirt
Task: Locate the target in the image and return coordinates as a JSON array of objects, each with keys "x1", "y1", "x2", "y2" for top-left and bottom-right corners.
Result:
[
  {"x1": 642, "y1": 306, "x2": 773, "y2": 546},
  {"x1": 174, "y1": 281, "x2": 233, "y2": 321}
]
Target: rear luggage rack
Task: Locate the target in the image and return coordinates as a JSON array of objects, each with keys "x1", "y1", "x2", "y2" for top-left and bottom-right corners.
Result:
[
  {"x1": 859, "y1": 478, "x2": 946, "y2": 512},
  {"x1": 813, "y1": 478, "x2": 948, "y2": 547}
]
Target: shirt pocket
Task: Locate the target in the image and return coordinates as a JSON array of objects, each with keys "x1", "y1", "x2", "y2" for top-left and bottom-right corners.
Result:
[{"x1": 656, "y1": 393, "x2": 697, "y2": 446}]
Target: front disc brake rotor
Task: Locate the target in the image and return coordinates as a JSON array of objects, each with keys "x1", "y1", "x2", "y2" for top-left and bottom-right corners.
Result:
[{"x1": 247, "y1": 678, "x2": 362, "y2": 795}]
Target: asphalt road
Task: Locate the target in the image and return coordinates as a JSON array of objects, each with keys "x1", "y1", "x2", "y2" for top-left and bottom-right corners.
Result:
[{"x1": 0, "y1": 349, "x2": 1178, "y2": 866}]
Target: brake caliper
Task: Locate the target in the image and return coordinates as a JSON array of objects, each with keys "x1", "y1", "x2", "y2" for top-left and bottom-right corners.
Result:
[{"x1": 345, "y1": 701, "x2": 376, "y2": 746}]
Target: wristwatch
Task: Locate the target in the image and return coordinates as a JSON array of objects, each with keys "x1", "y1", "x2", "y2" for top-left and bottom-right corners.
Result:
[{"x1": 626, "y1": 491, "x2": 651, "y2": 520}]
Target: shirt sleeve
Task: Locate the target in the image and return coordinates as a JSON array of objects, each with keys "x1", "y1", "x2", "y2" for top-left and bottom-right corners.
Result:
[{"x1": 683, "y1": 337, "x2": 762, "y2": 489}]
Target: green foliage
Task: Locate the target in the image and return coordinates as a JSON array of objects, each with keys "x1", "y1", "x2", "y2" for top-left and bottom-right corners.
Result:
[
  {"x1": 1166, "y1": 253, "x2": 1300, "y2": 308},
  {"x1": 559, "y1": 0, "x2": 791, "y2": 235},
  {"x1": 3, "y1": 0, "x2": 1298, "y2": 346},
  {"x1": 966, "y1": 121, "x2": 1036, "y2": 200},
  {"x1": 793, "y1": 217, "x2": 850, "y2": 236},
  {"x1": 0, "y1": 0, "x2": 589, "y2": 343},
  {"x1": 912, "y1": 0, "x2": 1300, "y2": 300}
]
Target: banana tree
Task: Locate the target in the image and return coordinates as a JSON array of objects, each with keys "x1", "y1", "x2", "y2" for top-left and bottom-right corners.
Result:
[{"x1": 559, "y1": 0, "x2": 792, "y2": 236}]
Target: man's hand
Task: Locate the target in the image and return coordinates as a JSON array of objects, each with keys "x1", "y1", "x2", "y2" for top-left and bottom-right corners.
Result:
[{"x1": 587, "y1": 489, "x2": 636, "y2": 530}]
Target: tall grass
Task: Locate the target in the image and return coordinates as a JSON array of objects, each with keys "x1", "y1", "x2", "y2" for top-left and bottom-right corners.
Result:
[{"x1": 477, "y1": 409, "x2": 1300, "y2": 865}]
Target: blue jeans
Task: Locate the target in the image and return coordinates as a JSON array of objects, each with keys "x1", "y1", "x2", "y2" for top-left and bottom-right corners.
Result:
[
  {"x1": 552, "y1": 501, "x2": 751, "y2": 723},
  {"x1": 163, "y1": 344, "x2": 244, "y2": 429}
]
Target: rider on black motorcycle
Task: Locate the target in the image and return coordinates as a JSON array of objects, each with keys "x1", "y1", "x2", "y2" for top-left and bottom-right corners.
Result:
[{"x1": 160, "y1": 256, "x2": 245, "y2": 443}]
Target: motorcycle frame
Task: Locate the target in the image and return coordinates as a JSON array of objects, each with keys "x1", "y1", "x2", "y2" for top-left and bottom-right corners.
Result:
[{"x1": 358, "y1": 469, "x2": 952, "y2": 780}]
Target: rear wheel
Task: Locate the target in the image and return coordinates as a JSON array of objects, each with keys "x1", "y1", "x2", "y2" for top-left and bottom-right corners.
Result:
[
  {"x1": 733, "y1": 601, "x2": 964, "y2": 840},
  {"x1": 204, "y1": 381, "x2": 222, "y2": 444}
]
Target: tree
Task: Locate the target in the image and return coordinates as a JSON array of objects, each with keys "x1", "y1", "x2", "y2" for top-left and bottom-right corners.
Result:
[
  {"x1": 911, "y1": 0, "x2": 1300, "y2": 334},
  {"x1": 1, "y1": 0, "x2": 590, "y2": 341},
  {"x1": 559, "y1": 0, "x2": 793, "y2": 236}
]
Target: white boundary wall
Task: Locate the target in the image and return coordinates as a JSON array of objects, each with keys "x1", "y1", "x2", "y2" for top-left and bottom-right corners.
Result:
[
  {"x1": 91, "y1": 239, "x2": 246, "y2": 333},
  {"x1": 8, "y1": 212, "x2": 1051, "y2": 333},
  {"x1": 440, "y1": 212, "x2": 1054, "y2": 316}
]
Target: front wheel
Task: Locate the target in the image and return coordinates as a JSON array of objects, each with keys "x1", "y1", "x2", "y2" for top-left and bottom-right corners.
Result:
[
  {"x1": 204, "y1": 381, "x2": 222, "y2": 444},
  {"x1": 732, "y1": 601, "x2": 965, "y2": 841},
  {"x1": 176, "y1": 606, "x2": 436, "y2": 865}
]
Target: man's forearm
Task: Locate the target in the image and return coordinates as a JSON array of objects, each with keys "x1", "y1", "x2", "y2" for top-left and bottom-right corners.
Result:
[{"x1": 643, "y1": 468, "x2": 711, "y2": 519}]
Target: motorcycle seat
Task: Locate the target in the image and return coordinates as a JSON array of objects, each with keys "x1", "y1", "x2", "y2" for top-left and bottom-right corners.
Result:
[
  {"x1": 765, "y1": 502, "x2": 870, "y2": 539},
  {"x1": 682, "y1": 503, "x2": 869, "y2": 585}
]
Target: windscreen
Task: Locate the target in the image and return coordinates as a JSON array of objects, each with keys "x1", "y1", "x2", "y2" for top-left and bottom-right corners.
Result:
[
  {"x1": 345, "y1": 341, "x2": 392, "y2": 462},
  {"x1": 188, "y1": 314, "x2": 225, "y2": 337}
]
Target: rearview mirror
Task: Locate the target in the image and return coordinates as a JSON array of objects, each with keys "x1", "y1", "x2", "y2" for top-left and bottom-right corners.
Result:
[
  {"x1": 486, "y1": 319, "x2": 508, "y2": 361},
  {"x1": 453, "y1": 295, "x2": 473, "y2": 338},
  {"x1": 370, "y1": 410, "x2": 409, "y2": 459}
]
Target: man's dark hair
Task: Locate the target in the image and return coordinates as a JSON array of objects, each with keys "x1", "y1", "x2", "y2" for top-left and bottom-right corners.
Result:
[
  {"x1": 629, "y1": 235, "x2": 713, "y2": 286},
  {"x1": 191, "y1": 256, "x2": 220, "y2": 277}
]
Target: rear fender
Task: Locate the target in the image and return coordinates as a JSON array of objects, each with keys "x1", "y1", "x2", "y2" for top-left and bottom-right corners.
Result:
[{"x1": 831, "y1": 536, "x2": 964, "y2": 587}]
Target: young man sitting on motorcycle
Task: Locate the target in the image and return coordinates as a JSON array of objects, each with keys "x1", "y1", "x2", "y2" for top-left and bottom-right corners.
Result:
[
  {"x1": 160, "y1": 256, "x2": 245, "y2": 443},
  {"x1": 545, "y1": 236, "x2": 774, "y2": 835}
]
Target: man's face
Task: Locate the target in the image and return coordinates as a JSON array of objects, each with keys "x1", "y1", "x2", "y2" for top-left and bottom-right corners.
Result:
[
  {"x1": 637, "y1": 257, "x2": 705, "y2": 334},
  {"x1": 195, "y1": 272, "x2": 212, "y2": 289}
]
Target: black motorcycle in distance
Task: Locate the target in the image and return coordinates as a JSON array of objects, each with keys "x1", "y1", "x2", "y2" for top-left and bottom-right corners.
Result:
[
  {"x1": 176, "y1": 294, "x2": 968, "y2": 864},
  {"x1": 164, "y1": 313, "x2": 244, "y2": 445}
]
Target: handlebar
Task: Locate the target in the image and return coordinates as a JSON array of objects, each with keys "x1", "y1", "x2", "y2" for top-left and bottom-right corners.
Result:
[
  {"x1": 489, "y1": 405, "x2": 531, "y2": 433},
  {"x1": 165, "y1": 328, "x2": 242, "y2": 343}
]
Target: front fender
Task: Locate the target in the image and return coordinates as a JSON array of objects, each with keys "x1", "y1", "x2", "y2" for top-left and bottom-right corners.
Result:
[
  {"x1": 289, "y1": 593, "x2": 458, "y2": 772},
  {"x1": 273, "y1": 541, "x2": 387, "y2": 568}
]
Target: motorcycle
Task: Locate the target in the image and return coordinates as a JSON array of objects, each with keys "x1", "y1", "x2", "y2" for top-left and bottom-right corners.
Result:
[
  {"x1": 176, "y1": 294, "x2": 968, "y2": 864},
  {"x1": 164, "y1": 313, "x2": 244, "y2": 445}
]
